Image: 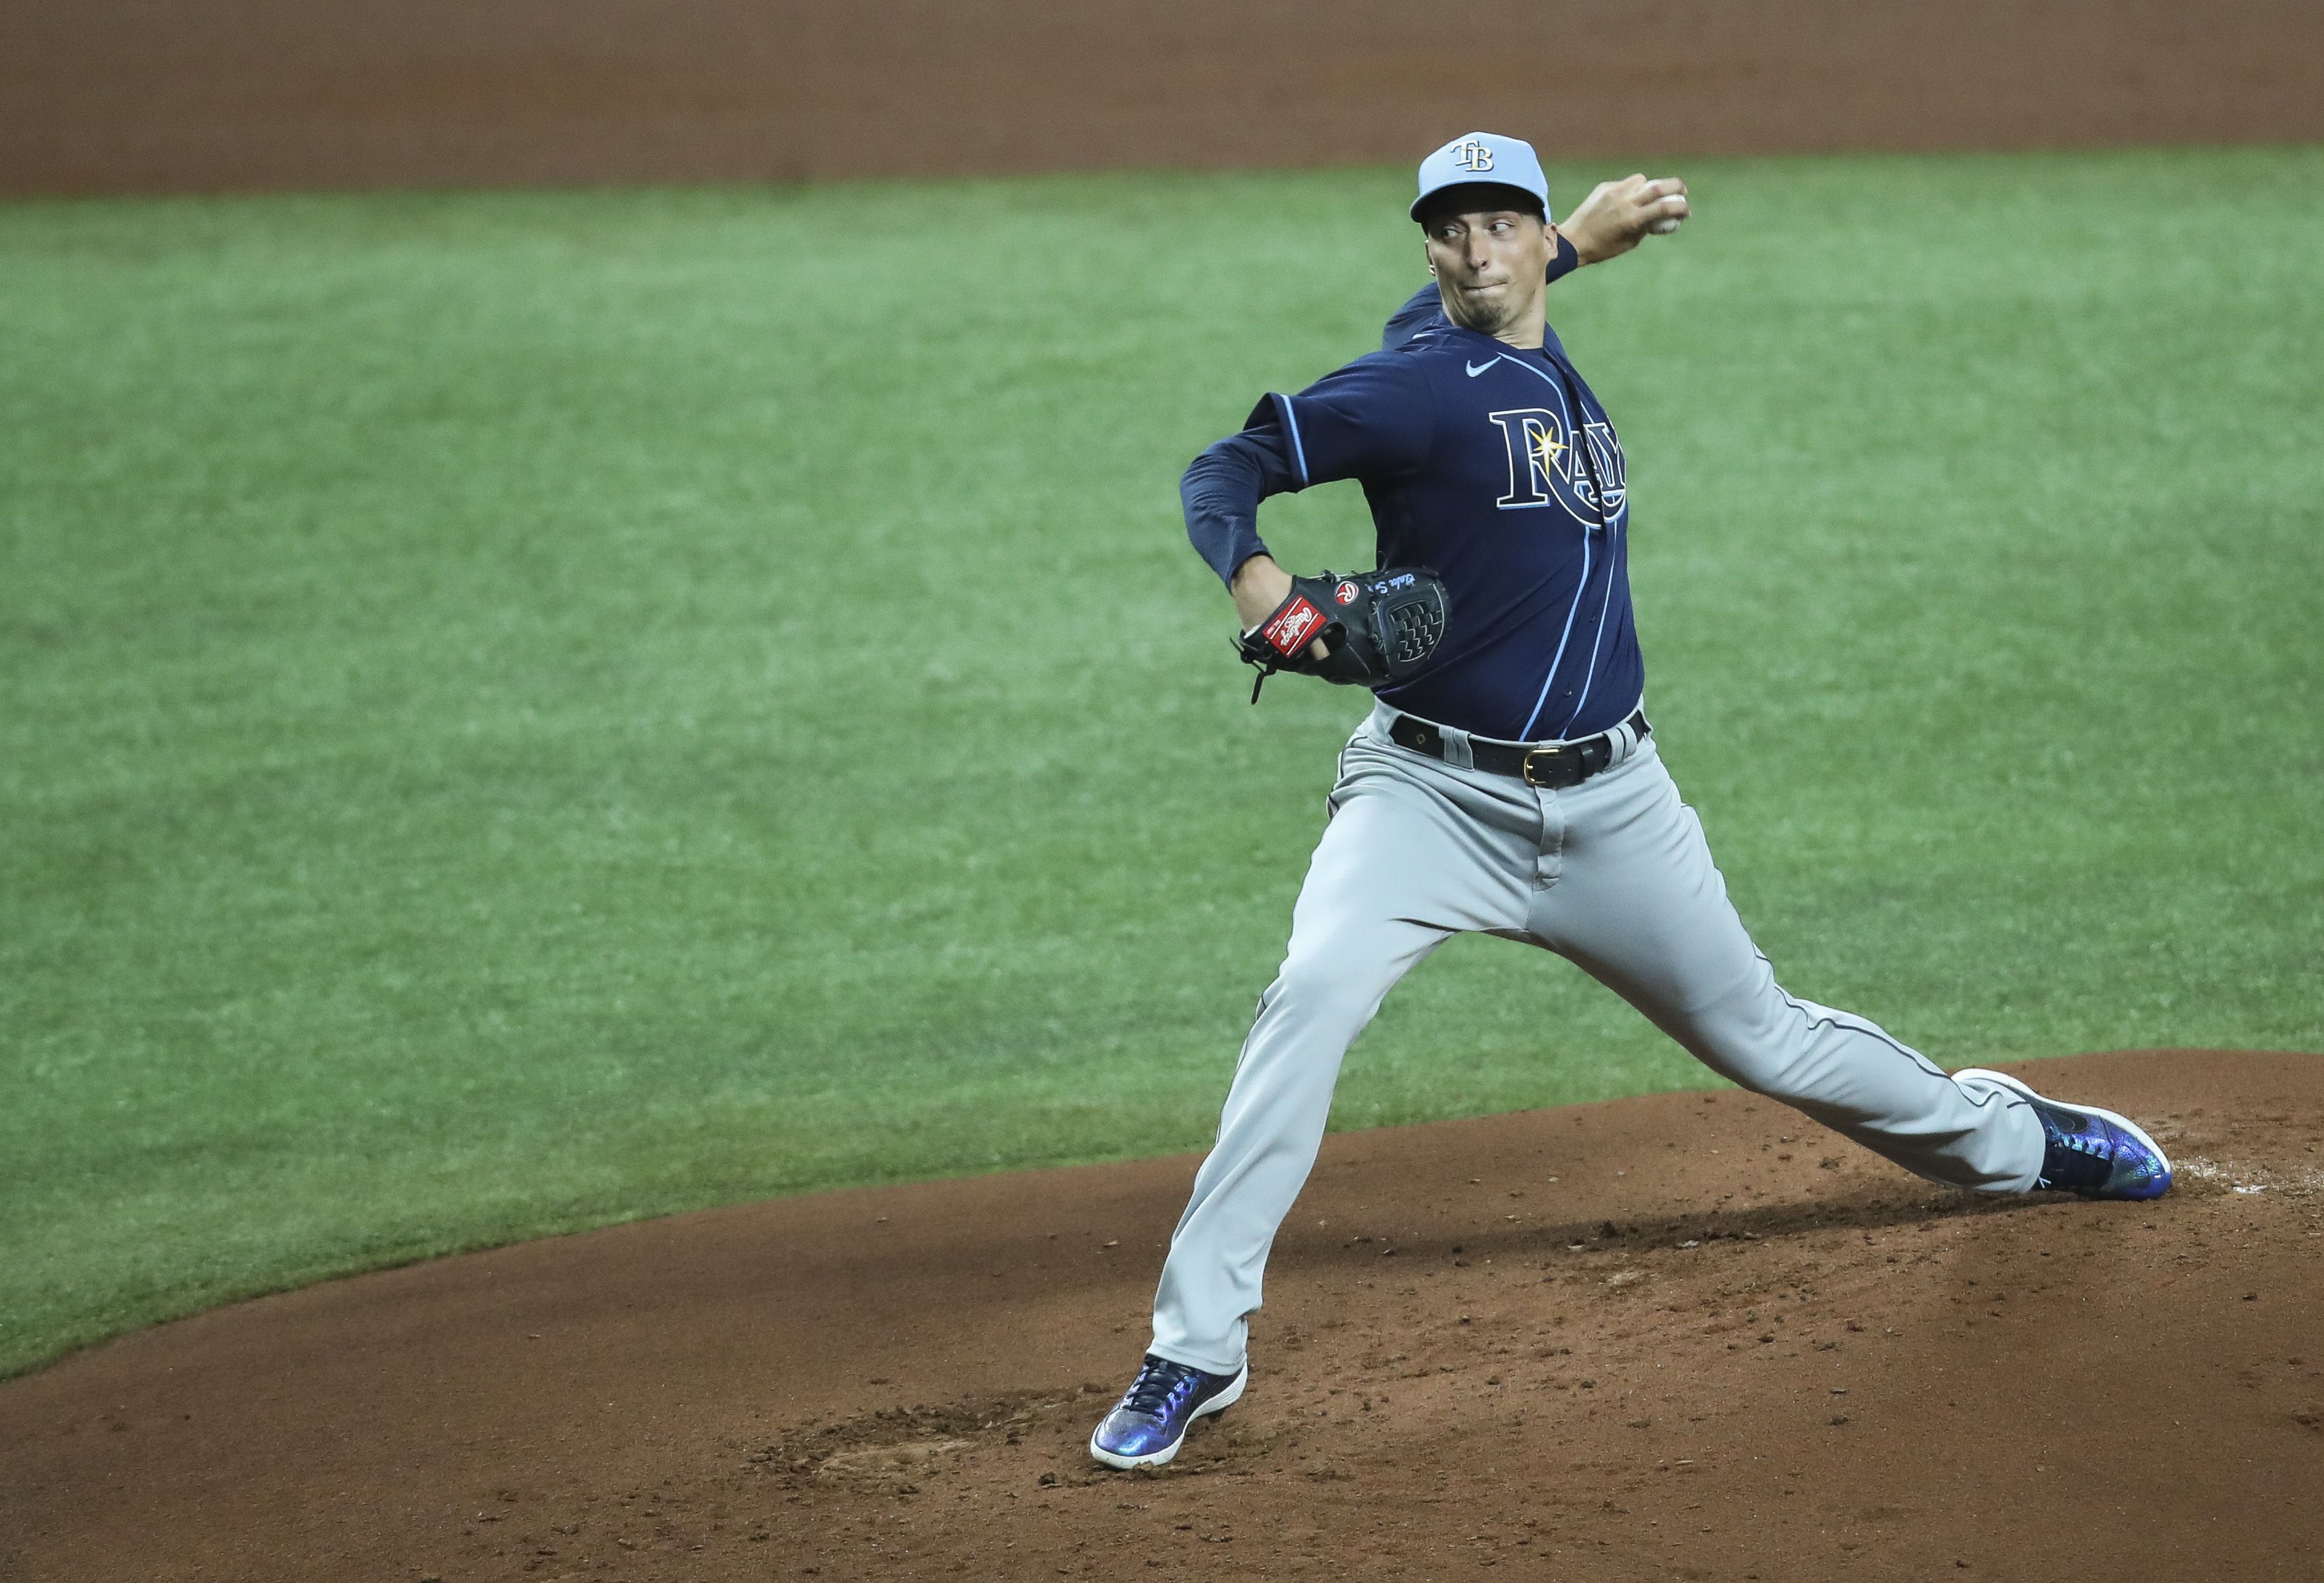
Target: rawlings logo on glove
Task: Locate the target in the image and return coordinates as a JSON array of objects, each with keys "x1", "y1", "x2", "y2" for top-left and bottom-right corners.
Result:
[
  {"x1": 1259, "y1": 595, "x2": 1327, "y2": 656},
  {"x1": 1237, "y1": 566, "x2": 1451, "y2": 702}
]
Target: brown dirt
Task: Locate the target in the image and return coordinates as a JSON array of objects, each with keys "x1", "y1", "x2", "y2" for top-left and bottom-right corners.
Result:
[
  {"x1": 5, "y1": 2, "x2": 2322, "y2": 196},
  {"x1": 3, "y1": 1049, "x2": 2321, "y2": 1582}
]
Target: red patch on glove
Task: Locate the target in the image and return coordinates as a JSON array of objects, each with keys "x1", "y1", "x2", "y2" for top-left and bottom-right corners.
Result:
[{"x1": 1261, "y1": 596, "x2": 1325, "y2": 656}]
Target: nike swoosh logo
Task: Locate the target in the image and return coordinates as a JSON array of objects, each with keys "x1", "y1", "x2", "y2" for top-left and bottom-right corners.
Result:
[{"x1": 1466, "y1": 358, "x2": 1501, "y2": 378}]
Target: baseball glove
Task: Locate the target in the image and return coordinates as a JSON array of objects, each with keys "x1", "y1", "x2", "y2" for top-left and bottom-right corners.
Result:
[{"x1": 1237, "y1": 567, "x2": 1450, "y2": 702}]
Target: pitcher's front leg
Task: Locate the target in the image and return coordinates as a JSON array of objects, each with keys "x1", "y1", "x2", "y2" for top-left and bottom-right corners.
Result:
[{"x1": 1149, "y1": 745, "x2": 1532, "y2": 1374}]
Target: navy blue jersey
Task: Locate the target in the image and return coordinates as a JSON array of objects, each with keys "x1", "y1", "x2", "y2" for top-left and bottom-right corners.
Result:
[{"x1": 1182, "y1": 255, "x2": 1640, "y2": 743}]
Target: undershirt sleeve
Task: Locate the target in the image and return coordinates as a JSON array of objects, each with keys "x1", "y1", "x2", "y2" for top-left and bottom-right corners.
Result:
[{"x1": 1180, "y1": 427, "x2": 1297, "y2": 586}]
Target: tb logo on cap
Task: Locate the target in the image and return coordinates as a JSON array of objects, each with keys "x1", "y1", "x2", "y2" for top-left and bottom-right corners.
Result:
[{"x1": 1451, "y1": 138, "x2": 1495, "y2": 172}]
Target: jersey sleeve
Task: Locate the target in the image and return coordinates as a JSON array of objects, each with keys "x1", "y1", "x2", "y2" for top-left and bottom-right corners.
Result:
[
  {"x1": 1381, "y1": 231, "x2": 1580, "y2": 351},
  {"x1": 1262, "y1": 351, "x2": 1436, "y2": 490},
  {"x1": 1180, "y1": 351, "x2": 1436, "y2": 584}
]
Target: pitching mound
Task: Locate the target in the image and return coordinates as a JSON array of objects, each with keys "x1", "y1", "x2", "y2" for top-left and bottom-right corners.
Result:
[{"x1": 5, "y1": 1049, "x2": 2320, "y2": 1580}]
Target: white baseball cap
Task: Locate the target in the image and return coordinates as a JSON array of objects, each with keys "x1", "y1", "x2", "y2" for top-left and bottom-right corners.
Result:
[{"x1": 1410, "y1": 132, "x2": 1551, "y2": 221}]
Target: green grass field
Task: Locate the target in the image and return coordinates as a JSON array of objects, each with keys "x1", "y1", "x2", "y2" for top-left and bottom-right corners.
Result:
[{"x1": 3, "y1": 148, "x2": 2319, "y2": 1378}]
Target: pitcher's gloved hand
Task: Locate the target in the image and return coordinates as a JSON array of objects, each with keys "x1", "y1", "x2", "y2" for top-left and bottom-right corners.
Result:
[{"x1": 1237, "y1": 567, "x2": 1450, "y2": 702}]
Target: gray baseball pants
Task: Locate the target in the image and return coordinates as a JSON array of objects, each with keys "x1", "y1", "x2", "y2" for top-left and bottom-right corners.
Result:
[{"x1": 1149, "y1": 701, "x2": 2044, "y2": 1376}]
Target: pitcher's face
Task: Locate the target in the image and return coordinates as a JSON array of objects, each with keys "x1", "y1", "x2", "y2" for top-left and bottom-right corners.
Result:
[{"x1": 1421, "y1": 205, "x2": 1554, "y2": 341}]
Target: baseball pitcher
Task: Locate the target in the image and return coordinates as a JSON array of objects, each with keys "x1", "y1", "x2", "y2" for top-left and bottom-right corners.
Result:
[{"x1": 1089, "y1": 132, "x2": 2172, "y2": 1471}]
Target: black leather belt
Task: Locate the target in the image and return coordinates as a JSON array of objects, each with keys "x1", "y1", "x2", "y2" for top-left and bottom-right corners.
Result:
[{"x1": 1387, "y1": 707, "x2": 1648, "y2": 789}]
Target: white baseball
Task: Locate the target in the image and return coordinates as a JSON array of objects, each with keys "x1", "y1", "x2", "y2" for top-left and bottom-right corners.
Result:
[{"x1": 1648, "y1": 217, "x2": 1682, "y2": 235}]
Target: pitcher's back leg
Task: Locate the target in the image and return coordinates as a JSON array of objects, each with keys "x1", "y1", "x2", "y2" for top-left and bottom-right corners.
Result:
[{"x1": 1528, "y1": 745, "x2": 2043, "y2": 1193}]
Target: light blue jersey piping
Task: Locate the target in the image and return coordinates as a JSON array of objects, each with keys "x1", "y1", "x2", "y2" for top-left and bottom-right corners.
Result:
[
  {"x1": 1271, "y1": 393, "x2": 1311, "y2": 487},
  {"x1": 1499, "y1": 353, "x2": 1621, "y2": 742}
]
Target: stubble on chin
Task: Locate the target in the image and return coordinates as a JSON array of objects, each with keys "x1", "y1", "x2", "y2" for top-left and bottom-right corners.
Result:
[{"x1": 1448, "y1": 282, "x2": 1515, "y2": 336}]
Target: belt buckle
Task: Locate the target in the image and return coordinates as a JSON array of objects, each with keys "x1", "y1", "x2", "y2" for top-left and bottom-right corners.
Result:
[{"x1": 1521, "y1": 744, "x2": 1575, "y2": 787}]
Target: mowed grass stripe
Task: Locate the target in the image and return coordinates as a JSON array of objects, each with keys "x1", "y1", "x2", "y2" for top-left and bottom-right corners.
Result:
[{"x1": 1, "y1": 148, "x2": 2319, "y2": 1376}]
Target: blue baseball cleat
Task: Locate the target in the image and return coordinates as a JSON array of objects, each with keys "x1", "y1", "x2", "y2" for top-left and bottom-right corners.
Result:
[
  {"x1": 1087, "y1": 1353, "x2": 1248, "y2": 1469},
  {"x1": 1956, "y1": 1068, "x2": 2173, "y2": 1201}
]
